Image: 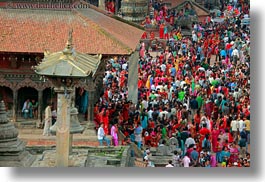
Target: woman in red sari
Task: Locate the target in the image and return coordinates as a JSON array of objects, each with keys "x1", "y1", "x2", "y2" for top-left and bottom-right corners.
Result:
[
  {"x1": 100, "y1": 107, "x2": 110, "y2": 135},
  {"x1": 93, "y1": 103, "x2": 100, "y2": 128},
  {"x1": 119, "y1": 70, "x2": 127, "y2": 88},
  {"x1": 109, "y1": 0, "x2": 115, "y2": 14},
  {"x1": 211, "y1": 125, "x2": 220, "y2": 153},
  {"x1": 159, "y1": 23, "x2": 165, "y2": 39}
]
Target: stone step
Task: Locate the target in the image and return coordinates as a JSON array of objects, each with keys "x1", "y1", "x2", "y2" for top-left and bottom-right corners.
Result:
[{"x1": 15, "y1": 121, "x2": 37, "y2": 129}]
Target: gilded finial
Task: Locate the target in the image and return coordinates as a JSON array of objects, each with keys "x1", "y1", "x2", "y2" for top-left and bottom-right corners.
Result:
[
  {"x1": 44, "y1": 49, "x2": 50, "y2": 57},
  {"x1": 66, "y1": 28, "x2": 73, "y2": 49},
  {"x1": 64, "y1": 29, "x2": 74, "y2": 54}
]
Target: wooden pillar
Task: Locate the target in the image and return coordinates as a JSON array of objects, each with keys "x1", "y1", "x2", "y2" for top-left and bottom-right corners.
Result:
[
  {"x1": 37, "y1": 90, "x2": 43, "y2": 123},
  {"x1": 12, "y1": 89, "x2": 17, "y2": 122}
]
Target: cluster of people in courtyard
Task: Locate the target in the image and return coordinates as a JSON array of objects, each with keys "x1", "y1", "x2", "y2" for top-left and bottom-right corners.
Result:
[{"x1": 94, "y1": 0, "x2": 250, "y2": 167}]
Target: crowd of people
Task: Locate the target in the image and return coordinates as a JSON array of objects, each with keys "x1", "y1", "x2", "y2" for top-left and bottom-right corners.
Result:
[{"x1": 95, "y1": 0, "x2": 250, "y2": 167}]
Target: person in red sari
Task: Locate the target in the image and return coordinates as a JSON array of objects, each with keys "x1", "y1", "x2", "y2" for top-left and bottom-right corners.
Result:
[
  {"x1": 93, "y1": 103, "x2": 100, "y2": 128},
  {"x1": 199, "y1": 123, "x2": 211, "y2": 152},
  {"x1": 159, "y1": 23, "x2": 165, "y2": 39},
  {"x1": 211, "y1": 125, "x2": 220, "y2": 153},
  {"x1": 194, "y1": 110, "x2": 201, "y2": 132},
  {"x1": 150, "y1": 31, "x2": 155, "y2": 40},
  {"x1": 100, "y1": 107, "x2": 110, "y2": 135},
  {"x1": 122, "y1": 101, "x2": 129, "y2": 121},
  {"x1": 141, "y1": 32, "x2": 147, "y2": 39},
  {"x1": 109, "y1": 0, "x2": 115, "y2": 14},
  {"x1": 119, "y1": 70, "x2": 127, "y2": 88}
]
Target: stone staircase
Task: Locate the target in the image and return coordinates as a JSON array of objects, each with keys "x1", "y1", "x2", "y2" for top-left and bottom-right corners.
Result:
[{"x1": 14, "y1": 119, "x2": 38, "y2": 129}]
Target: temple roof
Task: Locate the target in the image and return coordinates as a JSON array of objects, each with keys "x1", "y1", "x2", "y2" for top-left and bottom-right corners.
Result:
[
  {"x1": 0, "y1": 8, "x2": 144, "y2": 55},
  {"x1": 34, "y1": 31, "x2": 102, "y2": 78}
]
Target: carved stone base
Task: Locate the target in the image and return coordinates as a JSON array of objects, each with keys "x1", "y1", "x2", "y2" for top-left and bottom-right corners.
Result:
[{"x1": 0, "y1": 139, "x2": 36, "y2": 167}]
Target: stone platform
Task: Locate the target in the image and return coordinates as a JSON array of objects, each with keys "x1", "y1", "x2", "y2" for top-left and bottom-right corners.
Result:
[{"x1": 18, "y1": 123, "x2": 112, "y2": 148}]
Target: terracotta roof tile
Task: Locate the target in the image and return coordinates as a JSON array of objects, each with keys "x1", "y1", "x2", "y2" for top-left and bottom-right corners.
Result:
[
  {"x1": 77, "y1": 8, "x2": 144, "y2": 51},
  {"x1": 0, "y1": 8, "x2": 142, "y2": 55}
]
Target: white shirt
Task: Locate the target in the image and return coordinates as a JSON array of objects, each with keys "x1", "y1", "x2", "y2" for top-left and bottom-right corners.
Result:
[
  {"x1": 185, "y1": 137, "x2": 195, "y2": 148},
  {"x1": 142, "y1": 100, "x2": 148, "y2": 109},
  {"x1": 165, "y1": 164, "x2": 174, "y2": 167},
  {"x1": 183, "y1": 156, "x2": 191, "y2": 167},
  {"x1": 97, "y1": 127, "x2": 105, "y2": 140},
  {"x1": 238, "y1": 120, "x2": 245, "y2": 132},
  {"x1": 160, "y1": 64, "x2": 166, "y2": 72},
  {"x1": 232, "y1": 49, "x2": 239, "y2": 57},
  {"x1": 148, "y1": 110, "x2": 153, "y2": 119},
  {"x1": 231, "y1": 120, "x2": 239, "y2": 131},
  {"x1": 122, "y1": 63, "x2": 128, "y2": 70}
]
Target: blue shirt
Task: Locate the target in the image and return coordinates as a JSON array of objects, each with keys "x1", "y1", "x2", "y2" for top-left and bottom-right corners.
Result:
[
  {"x1": 220, "y1": 49, "x2": 226, "y2": 57},
  {"x1": 190, "y1": 150, "x2": 199, "y2": 161}
]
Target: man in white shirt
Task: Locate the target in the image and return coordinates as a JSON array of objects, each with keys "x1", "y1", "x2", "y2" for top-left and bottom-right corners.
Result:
[
  {"x1": 185, "y1": 134, "x2": 196, "y2": 149},
  {"x1": 97, "y1": 123, "x2": 110, "y2": 146},
  {"x1": 238, "y1": 118, "x2": 245, "y2": 133},
  {"x1": 147, "y1": 108, "x2": 153, "y2": 120},
  {"x1": 43, "y1": 103, "x2": 52, "y2": 136},
  {"x1": 231, "y1": 117, "x2": 239, "y2": 141},
  {"x1": 232, "y1": 48, "x2": 239, "y2": 64},
  {"x1": 122, "y1": 62, "x2": 128, "y2": 70},
  {"x1": 165, "y1": 160, "x2": 174, "y2": 167}
]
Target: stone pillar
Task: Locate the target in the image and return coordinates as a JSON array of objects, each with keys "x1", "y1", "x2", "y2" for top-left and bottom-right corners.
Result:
[
  {"x1": 128, "y1": 47, "x2": 140, "y2": 104},
  {"x1": 115, "y1": 0, "x2": 119, "y2": 14},
  {"x1": 38, "y1": 90, "x2": 43, "y2": 123},
  {"x1": 69, "y1": 134, "x2": 73, "y2": 154},
  {"x1": 55, "y1": 87, "x2": 72, "y2": 167},
  {"x1": 12, "y1": 89, "x2": 17, "y2": 122},
  {"x1": 87, "y1": 90, "x2": 95, "y2": 128},
  {"x1": 98, "y1": 0, "x2": 105, "y2": 10}
]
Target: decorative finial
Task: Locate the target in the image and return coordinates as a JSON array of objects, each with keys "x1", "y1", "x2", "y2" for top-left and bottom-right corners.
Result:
[
  {"x1": 44, "y1": 49, "x2": 50, "y2": 57},
  {"x1": 66, "y1": 28, "x2": 73, "y2": 49},
  {"x1": 63, "y1": 29, "x2": 74, "y2": 55}
]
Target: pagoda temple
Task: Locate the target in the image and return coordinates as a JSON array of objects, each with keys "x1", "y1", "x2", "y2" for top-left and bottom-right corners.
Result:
[{"x1": 0, "y1": 4, "x2": 144, "y2": 123}]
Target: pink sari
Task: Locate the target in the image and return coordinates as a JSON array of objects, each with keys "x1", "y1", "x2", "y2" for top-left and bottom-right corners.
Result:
[{"x1": 111, "y1": 125, "x2": 118, "y2": 146}]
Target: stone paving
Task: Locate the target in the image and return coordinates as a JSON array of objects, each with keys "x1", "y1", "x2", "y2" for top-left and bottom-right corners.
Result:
[
  {"x1": 18, "y1": 125, "x2": 108, "y2": 147},
  {"x1": 31, "y1": 149, "x2": 88, "y2": 167}
]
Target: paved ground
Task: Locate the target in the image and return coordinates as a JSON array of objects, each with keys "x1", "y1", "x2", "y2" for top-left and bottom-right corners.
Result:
[
  {"x1": 19, "y1": 128, "x2": 99, "y2": 147},
  {"x1": 18, "y1": 123, "x2": 107, "y2": 147}
]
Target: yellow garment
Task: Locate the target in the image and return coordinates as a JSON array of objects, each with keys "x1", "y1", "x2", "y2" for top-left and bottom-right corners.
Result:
[
  {"x1": 146, "y1": 75, "x2": 151, "y2": 89},
  {"x1": 244, "y1": 119, "x2": 250, "y2": 131},
  {"x1": 174, "y1": 58, "x2": 179, "y2": 71}
]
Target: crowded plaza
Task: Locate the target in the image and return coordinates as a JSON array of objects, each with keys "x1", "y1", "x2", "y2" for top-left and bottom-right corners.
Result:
[{"x1": 93, "y1": 0, "x2": 250, "y2": 167}]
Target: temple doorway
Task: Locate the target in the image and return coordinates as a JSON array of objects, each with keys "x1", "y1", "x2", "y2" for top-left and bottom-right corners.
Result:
[
  {"x1": 17, "y1": 87, "x2": 38, "y2": 118},
  {"x1": 43, "y1": 88, "x2": 57, "y2": 111},
  {"x1": 0, "y1": 86, "x2": 13, "y2": 111}
]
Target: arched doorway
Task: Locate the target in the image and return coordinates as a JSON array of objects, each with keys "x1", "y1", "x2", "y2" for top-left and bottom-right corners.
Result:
[
  {"x1": 17, "y1": 87, "x2": 38, "y2": 118},
  {"x1": 0, "y1": 86, "x2": 13, "y2": 112},
  {"x1": 75, "y1": 87, "x2": 88, "y2": 115},
  {"x1": 42, "y1": 88, "x2": 57, "y2": 111}
]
